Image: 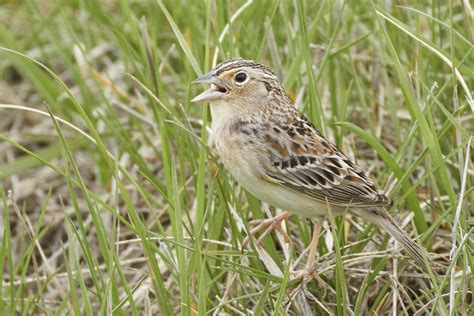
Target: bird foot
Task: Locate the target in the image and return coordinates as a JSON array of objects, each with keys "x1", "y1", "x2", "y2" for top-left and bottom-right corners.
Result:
[
  {"x1": 242, "y1": 211, "x2": 291, "y2": 248},
  {"x1": 291, "y1": 267, "x2": 326, "y2": 300}
]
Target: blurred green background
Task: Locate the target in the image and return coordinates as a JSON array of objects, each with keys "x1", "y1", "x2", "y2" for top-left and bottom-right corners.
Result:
[{"x1": 0, "y1": 0, "x2": 472, "y2": 314}]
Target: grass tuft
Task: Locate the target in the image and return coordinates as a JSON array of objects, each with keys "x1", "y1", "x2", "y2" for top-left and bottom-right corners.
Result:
[{"x1": 0, "y1": 0, "x2": 472, "y2": 314}]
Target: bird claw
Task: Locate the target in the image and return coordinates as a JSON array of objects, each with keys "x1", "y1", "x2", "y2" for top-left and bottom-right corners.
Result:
[
  {"x1": 241, "y1": 211, "x2": 291, "y2": 248},
  {"x1": 291, "y1": 267, "x2": 326, "y2": 300}
]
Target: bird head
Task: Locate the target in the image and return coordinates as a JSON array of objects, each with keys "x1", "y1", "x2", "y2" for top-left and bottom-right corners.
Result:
[{"x1": 191, "y1": 59, "x2": 283, "y2": 104}]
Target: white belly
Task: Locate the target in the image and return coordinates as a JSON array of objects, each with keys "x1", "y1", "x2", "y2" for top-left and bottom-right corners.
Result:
[{"x1": 239, "y1": 175, "x2": 329, "y2": 218}]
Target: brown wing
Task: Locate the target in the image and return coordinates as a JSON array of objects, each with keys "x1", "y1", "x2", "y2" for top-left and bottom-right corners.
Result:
[{"x1": 251, "y1": 113, "x2": 389, "y2": 208}]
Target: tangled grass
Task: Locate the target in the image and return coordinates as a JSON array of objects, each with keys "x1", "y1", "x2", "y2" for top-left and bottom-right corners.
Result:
[{"x1": 0, "y1": 0, "x2": 472, "y2": 314}]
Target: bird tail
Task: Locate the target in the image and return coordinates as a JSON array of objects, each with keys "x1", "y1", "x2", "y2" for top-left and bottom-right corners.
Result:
[{"x1": 356, "y1": 208, "x2": 428, "y2": 269}]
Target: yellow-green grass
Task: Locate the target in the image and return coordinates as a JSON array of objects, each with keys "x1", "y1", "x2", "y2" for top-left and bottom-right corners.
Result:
[{"x1": 0, "y1": 0, "x2": 472, "y2": 314}]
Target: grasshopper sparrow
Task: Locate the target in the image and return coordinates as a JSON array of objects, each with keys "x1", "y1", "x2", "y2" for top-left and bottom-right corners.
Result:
[{"x1": 191, "y1": 59, "x2": 427, "y2": 283}]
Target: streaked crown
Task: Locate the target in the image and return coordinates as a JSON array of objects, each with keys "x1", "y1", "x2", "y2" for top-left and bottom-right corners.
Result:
[{"x1": 213, "y1": 59, "x2": 277, "y2": 78}]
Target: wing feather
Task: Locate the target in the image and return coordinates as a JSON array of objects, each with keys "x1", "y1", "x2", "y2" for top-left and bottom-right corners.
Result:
[{"x1": 249, "y1": 114, "x2": 389, "y2": 208}]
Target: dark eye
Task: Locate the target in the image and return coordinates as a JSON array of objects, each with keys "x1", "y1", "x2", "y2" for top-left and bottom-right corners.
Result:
[{"x1": 235, "y1": 72, "x2": 247, "y2": 83}]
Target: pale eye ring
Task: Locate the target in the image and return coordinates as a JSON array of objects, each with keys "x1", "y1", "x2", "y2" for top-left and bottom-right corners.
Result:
[{"x1": 234, "y1": 72, "x2": 247, "y2": 83}]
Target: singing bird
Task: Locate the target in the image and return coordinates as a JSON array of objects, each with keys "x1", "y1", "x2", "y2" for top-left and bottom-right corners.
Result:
[{"x1": 192, "y1": 59, "x2": 427, "y2": 283}]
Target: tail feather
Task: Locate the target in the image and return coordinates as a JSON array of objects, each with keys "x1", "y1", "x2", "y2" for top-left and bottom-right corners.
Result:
[{"x1": 356, "y1": 208, "x2": 429, "y2": 270}]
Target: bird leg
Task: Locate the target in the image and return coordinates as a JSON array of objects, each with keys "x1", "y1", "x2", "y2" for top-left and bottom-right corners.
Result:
[
  {"x1": 292, "y1": 222, "x2": 325, "y2": 290},
  {"x1": 242, "y1": 211, "x2": 292, "y2": 248}
]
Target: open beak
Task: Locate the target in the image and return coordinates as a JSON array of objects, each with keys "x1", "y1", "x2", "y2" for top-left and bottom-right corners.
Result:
[{"x1": 191, "y1": 72, "x2": 227, "y2": 103}]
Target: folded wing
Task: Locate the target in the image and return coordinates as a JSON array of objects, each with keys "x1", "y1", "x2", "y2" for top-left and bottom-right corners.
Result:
[{"x1": 253, "y1": 113, "x2": 389, "y2": 208}]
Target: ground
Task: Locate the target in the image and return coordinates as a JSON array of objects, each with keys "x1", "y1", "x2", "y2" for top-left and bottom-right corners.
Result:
[{"x1": 0, "y1": 0, "x2": 473, "y2": 315}]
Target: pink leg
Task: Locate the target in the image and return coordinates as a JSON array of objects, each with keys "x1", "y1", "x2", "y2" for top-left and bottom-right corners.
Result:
[
  {"x1": 293, "y1": 221, "x2": 325, "y2": 288},
  {"x1": 242, "y1": 211, "x2": 292, "y2": 248}
]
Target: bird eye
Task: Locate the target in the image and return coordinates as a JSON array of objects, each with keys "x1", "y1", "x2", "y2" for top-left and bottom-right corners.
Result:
[{"x1": 235, "y1": 72, "x2": 247, "y2": 83}]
